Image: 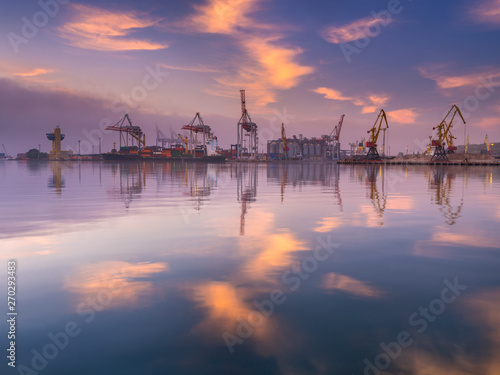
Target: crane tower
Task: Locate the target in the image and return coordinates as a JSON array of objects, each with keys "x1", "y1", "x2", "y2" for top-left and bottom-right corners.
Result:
[{"x1": 237, "y1": 90, "x2": 258, "y2": 159}]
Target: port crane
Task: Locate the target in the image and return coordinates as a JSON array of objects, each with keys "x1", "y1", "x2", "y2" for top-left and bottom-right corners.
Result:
[
  {"x1": 105, "y1": 114, "x2": 145, "y2": 149},
  {"x1": 182, "y1": 112, "x2": 212, "y2": 156},
  {"x1": 365, "y1": 109, "x2": 389, "y2": 160},
  {"x1": 485, "y1": 134, "x2": 492, "y2": 154},
  {"x1": 2, "y1": 144, "x2": 12, "y2": 159},
  {"x1": 465, "y1": 135, "x2": 469, "y2": 154},
  {"x1": 156, "y1": 126, "x2": 181, "y2": 148},
  {"x1": 431, "y1": 105, "x2": 465, "y2": 161},
  {"x1": 237, "y1": 90, "x2": 258, "y2": 159},
  {"x1": 178, "y1": 134, "x2": 189, "y2": 155},
  {"x1": 329, "y1": 114, "x2": 345, "y2": 160},
  {"x1": 281, "y1": 123, "x2": 289, "y2": 158},
  {"x1": 446, "y1": 132, "x2": 457, "y2": 154}
]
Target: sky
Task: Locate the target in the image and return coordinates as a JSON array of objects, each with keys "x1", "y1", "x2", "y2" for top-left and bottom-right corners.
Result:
[{"x1": 0, "y1": 0, "x2": 499, "y2": 155}]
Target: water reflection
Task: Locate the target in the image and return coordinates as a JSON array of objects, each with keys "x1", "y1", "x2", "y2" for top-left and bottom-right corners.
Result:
[
  {"x1": 2, "y1": 161, "x2": 499, "y2": 375},
  {"x1": 48, "y1": 162, "x2": 65, "y2": 193},
  {"x1": 237, "y1": 164, "x2": 257, "y2": 235},
  {"x1": 428, "y1": 166, "x2": 464, "y2": 225}
]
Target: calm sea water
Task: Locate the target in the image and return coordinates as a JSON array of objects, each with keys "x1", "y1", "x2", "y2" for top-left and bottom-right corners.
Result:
[{"x1": 1, "y1": 160, "x2": 499, "y2": 375}]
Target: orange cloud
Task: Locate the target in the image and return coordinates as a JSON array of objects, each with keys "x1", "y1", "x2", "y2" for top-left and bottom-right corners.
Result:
[
  {"x1": 243, "y1": 230, "x2": 307, "y2": 281},
  {"x1": 387, "y1": 108, "x2": 418, "y2": 124},
  {"x1": 58, "y1": 4, "x2": 167, "y2": 51},
  {"x1": 369, "y1": 94, "x2": 389, "y2": 106},
  {"x1": 314, "y1": 217, "x2": 342, "y2": 232},
  {"x1": 210, "y1": 36, "x2": 313, "y2": 106},
  {"x1": 245, "y1": 37, "x2": 314, "y2": 89},
  {"x1": 65, "y1": 261, "x2": 168, "y2": 309},
  {"x1": 190, "y1": 0, "x2": 259, "y2": 34},
  {"x1": 191, "y1": 282, "x2": 253, "y2": 332},
  {"x1": 14, "y1": 68, "x2": 54, "y2": 77},
  {"x1": 314, "y1": 87, "x2": 390, "y2": 116},
  {"x1": 469, "y1": 0, "x2": 500, "y2": 26},
  {"x1": 322, "y1": 272, "x2": 384, "y2": 298},
  {"x1": 386, "y1": 195, "x2": 414, "y2": 210},
  {"x1": 322, "y1": 17, "x2": 389, "y2": 44},
  {"x1": 362, "y1": 106, "x2": 377, "y2": 114},
  {"x1": 313, "y1": 87, "x2": 353, "y2": 101}
]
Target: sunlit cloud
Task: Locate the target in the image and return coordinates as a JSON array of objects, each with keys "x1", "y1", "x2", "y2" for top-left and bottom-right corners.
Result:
[
  {"x1": 419, "y1": 67, "x2": 500, "y2": 90},
  {"x1": 476, "y1": 117, "x2": 499, "y2": 128},
  {"x1": 362, "y1": 106, "x2": 377, "y2": 114},
  {"x1": 14, "y1": 68, "x2": 54, "y2": 77},
  {"x1": 432, "y1": 230, "x2": 499, "y2": 248},
  {"x1": 322, "y1": 272, "x2": 384, "y2": 298},
  {"x1": 0, "y1": 236, "x2": 56, "y2": 259},
  {"x1": 314, "y1": 87, "x2": 390, "y2": 116},
  {"x1": 387, "y1": 108, "x2": 418, "y2": 124},
  {"x1": 386, "y1": 195, "x2": 414, "y2": 210},
  {"x1": 58, "y1": 4, "x2": 168, "y2": 51},
  {"x1": 369, "y1": 94, "x2": 389, "y2": 106},
  {"x1": 243, "y1": 230, "x2": 307, "y2": 281},
  {"x1": 160, "y1": 64, "x2": 220, "y2": 73},
  {"x1": 322, "y1": 17, "x2": 390, "y2": 44},
  {"x1": 245, "y1": 37, "x2": 314, "y2": 89},
  {"x1": 190, "y1": 0, "x2": 259, "y2": 34},
  {"x1": 65, "y1": 261, "x2": 168, "y2": 309},
  {"x1": 468, "y1": 0, "x2": 500, "y2": 26},
  {"x1": 313, "y1": 87, "x2": 353, "y2": 101},
  {"x1": 314, "y1": 217, "x2": 342, "y2": 232},
  {"x1": 211, "y1": 36, "x2": 314, "y2": 106},
  {"x1": 191, "y1": 282, "x2": 252, "y2": 332},
  {"x1": 360, "y1": 204, "x2": 384, "y2": 227}
]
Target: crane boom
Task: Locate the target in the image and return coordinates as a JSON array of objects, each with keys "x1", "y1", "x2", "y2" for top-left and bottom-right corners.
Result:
[
  {"x1": 281, "y1": 123, "x2": 289, "y2": 153},
  {"x1": 431, "y1": 105, "x2": 466, "y2": 161},
  {"x1": 336, "y1": 114, "x2": 345, "y2": 141},
  {"x1": 366, "y1": 109, "x2": 389, "y2": 147},
  {"x1": 432, "y1": 105, "x2": 466, "y2": 146}
]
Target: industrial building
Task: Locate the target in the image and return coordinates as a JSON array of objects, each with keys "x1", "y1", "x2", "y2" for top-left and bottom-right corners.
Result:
[{"x1": 267, "y1": 134, "x2": 347, "y2": 160}]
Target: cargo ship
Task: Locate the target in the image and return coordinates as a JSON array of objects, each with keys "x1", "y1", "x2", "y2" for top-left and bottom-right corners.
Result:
[{"x1": 102, "y1": 145, "x2": 226, "y2": 163}]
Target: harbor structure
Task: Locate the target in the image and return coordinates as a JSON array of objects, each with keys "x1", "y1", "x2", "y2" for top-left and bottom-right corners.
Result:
[{"x1": 46, "y1": 126, "x2": 73, "y2": 160}]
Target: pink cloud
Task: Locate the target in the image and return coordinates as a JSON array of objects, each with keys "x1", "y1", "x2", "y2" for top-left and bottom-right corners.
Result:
[
  {"x1": 476, "y1": 117, "x2": 499, "y2": 128},
  {"x1": 387, "y1": 108, "x2": 418, "y2": 124},
  {"x1": 469, "y1": 0, "x2": 500, "y2": 26},
  {"x1": 322, "y1": 17, "x2": 390, "y2": 44},
  {"x1": 313, "y1": 87, "x2": 353, "y2": 101},
  {"x1": 419, "y1": 66, "x2": 500, "y2": 90},
  {"x1": 58, "y1": 4, "x2": 168, "y2": 51}
]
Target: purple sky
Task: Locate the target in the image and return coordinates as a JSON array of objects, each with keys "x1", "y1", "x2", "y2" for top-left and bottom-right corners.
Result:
[{"x1": 0, "y1": 0, "x2": 499, "y2": 155}]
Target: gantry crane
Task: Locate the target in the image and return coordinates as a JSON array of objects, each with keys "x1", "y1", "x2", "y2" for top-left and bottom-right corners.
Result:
[
  {"x1": 365, "y1": 109, "x2": 389, "y2": 160},
  {"x1": 431, "y1": 105, "x2": 465, "y2": 161},
  {"x1": 329, "y1": 114, "x2": 345, "y2": 160},
  {"x1": 281, "y1": 123, "x2": 289, "y2": 158},
  {"x1": 182, "y1": 112, "x2": 212, "y2": 156},
  {"x1": 156, "y1": 126, "x2": 181, "y2": 148},
  {"x1": 105, "y1": 114, "x2": 145, "y2": 149},
  {"x1": 237, "y1": 90, "x2": 258, "y2": 159}
]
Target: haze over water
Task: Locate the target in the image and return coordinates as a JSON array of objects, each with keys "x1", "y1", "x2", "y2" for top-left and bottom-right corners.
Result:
[{"x1": 2, "y1": 161, "x2": 500, "y2": 375}]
